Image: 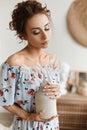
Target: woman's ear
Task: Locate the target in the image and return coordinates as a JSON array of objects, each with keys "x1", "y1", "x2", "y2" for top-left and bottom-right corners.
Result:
[{"x1": 22, "y1": 33, "x2": 28, "y2": 40}]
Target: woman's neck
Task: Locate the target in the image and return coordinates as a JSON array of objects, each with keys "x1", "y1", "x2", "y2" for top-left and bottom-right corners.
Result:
[{"x1": 23, "y1": 45, "x2": 47, "y2": 65}]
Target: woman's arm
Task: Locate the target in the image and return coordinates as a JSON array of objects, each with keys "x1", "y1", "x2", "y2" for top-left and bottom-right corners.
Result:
[
  {"x1": 3, "y1": 104, "x2": 57, "y2": 122},
  {"x1": 3, "y1": 104, "x2": 30, "y2": 120}
]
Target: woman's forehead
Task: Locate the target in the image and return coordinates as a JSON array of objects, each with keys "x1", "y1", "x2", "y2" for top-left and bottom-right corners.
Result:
[{"x1": 26, "y1": 14, "x2": 50, "y2": 28}]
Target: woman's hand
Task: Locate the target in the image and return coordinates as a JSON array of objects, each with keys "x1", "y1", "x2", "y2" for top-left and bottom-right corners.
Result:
[
  {"x1": 26, "y1": 110, "x2": 58, "y2": 122},
  {"x1": 42, "y1": 81, "x2": 61, "y2": 99}
]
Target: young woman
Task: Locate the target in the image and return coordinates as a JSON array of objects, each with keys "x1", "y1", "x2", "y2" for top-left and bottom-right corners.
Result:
[{"x1": 0, "y1": 0, "x2": 61, "y2": 129}]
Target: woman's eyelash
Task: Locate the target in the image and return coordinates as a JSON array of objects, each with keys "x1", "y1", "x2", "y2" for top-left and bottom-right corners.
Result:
[
  {"x1": 45, "y1": 28, "x2": 50, "y2": 31},
  {"x1": 32, "y1": 27, "x2": 50, "y2": 35},
  {"x1": 32, "y1": 32, "x2": 40, "y2": 35}
]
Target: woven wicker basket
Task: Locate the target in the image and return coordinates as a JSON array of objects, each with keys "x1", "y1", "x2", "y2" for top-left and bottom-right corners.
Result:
[{"x1": 57, "y1": 93, "x2": 87, "y2": 130}]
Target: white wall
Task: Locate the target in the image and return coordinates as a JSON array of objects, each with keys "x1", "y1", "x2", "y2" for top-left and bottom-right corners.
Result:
[{"x1": 0, "y1": 0, "x2": 87, "y2": 71}]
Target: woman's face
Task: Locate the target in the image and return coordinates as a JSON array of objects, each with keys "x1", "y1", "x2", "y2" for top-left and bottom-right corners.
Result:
[{"x1": 24, "y1": 13, "x2": 52, "y2": 49}]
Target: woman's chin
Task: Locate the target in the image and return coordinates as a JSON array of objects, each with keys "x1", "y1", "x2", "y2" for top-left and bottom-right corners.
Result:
[
  {"x1": 41, "y1": 43, "x2": 49, "y2": 48},
  {"x1": 42, "y1": 45, "x2": 48, "y2": 49}
]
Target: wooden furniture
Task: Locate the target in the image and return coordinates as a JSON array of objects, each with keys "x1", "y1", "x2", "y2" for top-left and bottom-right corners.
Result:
[{"x1": 57, "y1": 92, "x2": 87, "y2": 130}]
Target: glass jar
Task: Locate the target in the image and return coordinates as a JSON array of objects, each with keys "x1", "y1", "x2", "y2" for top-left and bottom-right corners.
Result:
[{"x1": 35, "y1": 85, "x2": 57, "y2": 119}]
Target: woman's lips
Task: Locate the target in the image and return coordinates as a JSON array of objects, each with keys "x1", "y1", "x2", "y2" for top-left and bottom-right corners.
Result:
[{"x1": 41, "y1": 41, "x2": 49, "y2": 45}]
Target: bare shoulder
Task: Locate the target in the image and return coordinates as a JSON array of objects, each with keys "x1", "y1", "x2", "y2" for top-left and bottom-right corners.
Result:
[{"x1": 6, "y1": 53, "x2": 24, "y2": 67}]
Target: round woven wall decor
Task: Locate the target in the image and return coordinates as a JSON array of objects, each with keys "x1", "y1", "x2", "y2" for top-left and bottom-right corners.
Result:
[{"x1": 67, "y1": 0, "x2": 87, "y2": 47}]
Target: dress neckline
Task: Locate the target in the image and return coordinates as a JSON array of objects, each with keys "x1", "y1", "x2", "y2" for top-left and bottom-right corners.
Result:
[
  {"x1": 5, "y1": 61, "x2": 50, "y2": 70},
  {"x1": 5, "y1": 55, "x2": 56, "y2": 69}
]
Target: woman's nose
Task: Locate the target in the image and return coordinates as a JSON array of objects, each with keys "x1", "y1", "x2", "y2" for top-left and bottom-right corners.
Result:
[{"x1": 41, "y1": 31, "x2": 47, "y2": 40}]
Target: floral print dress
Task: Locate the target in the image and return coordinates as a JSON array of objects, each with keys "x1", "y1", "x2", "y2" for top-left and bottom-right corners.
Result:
[{"x1": 0, "y1": 56, "x2": 60, "y2": 130}]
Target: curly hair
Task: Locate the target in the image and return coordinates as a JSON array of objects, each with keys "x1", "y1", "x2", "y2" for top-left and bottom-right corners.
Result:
[{"x1": 9, "y1": 0, "x2": 51, "y2": 40}]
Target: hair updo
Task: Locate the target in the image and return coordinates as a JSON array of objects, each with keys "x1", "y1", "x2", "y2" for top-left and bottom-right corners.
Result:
[{"x1": 9, "y1": 0, "x2": 51, "y2": 40}]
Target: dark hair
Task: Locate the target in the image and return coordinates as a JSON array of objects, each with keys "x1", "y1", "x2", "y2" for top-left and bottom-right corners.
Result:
[{"x1": 9, "y1": 0, "x2": 51, "y2": 40}]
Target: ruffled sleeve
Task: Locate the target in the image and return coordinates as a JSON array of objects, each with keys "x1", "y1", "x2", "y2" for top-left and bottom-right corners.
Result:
[
  {"x1": 49, "y1": 55, "x2": 67, "y2": 96},
  {"x1": 59, "y1": 61, "x2": 70, "y2": 95},
  {"x1": 49, "y1": 55, "x2": 59, "y2": 70},
  {"x1": 0, "y1": 62, "x2": 17, "y2": 106}
]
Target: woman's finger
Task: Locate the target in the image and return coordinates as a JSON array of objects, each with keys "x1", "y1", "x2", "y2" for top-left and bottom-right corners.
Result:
[
  {"x1": 39, "y1": 115, "x2": 58, "y2": 122},
  {"x1": 37, "y1": 110, "x2": 44, "y2": 116}
]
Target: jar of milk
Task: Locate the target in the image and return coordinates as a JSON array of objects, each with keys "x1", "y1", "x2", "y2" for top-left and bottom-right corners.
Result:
[{"x1": 35, "y1": 84, "x2": 57, "y2": 119}]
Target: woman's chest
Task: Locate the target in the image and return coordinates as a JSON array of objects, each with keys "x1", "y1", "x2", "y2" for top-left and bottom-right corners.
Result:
[{"x1": 15, "y1": 66, "x2": 60, "y2": 101}]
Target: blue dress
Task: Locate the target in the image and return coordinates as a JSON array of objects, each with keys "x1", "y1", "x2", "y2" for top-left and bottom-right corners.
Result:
[{"x1": 0, "y1": 57, "x2": 60, "y2": 130}]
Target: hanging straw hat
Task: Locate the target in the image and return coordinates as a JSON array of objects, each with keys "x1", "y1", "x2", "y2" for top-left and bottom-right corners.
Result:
[{"x1": 67, "y1": 0, "x2": 87, "y2": 47}]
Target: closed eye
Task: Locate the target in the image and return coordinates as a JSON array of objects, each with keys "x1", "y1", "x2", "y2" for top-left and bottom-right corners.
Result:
[
  {"x1": 45, "y1": 28, "x2": 50, "y2": 31},
  {"x1": 32, "y1": 31, "x2": 40, "y2": 35},
  {"x1": 32, "y1": 29, "x2": 40, "y2": 35},
  {"x1": 31, "y1": 23, "x2": 51, "y2": 35},
  {"x1": 44, "y1": 23, "x2": 51, "y2": 31}
]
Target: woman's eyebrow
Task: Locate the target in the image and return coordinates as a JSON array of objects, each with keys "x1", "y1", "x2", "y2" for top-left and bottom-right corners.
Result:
[
  {"x1": 31, "y1": 22, "x2": 50, "y2": 30},
  {"x1": 44, "y1": 22, "x2": 50, "y2": 27},
  {"x1": 31, "y1": 27, "x2": 40, "y2": 30}
]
